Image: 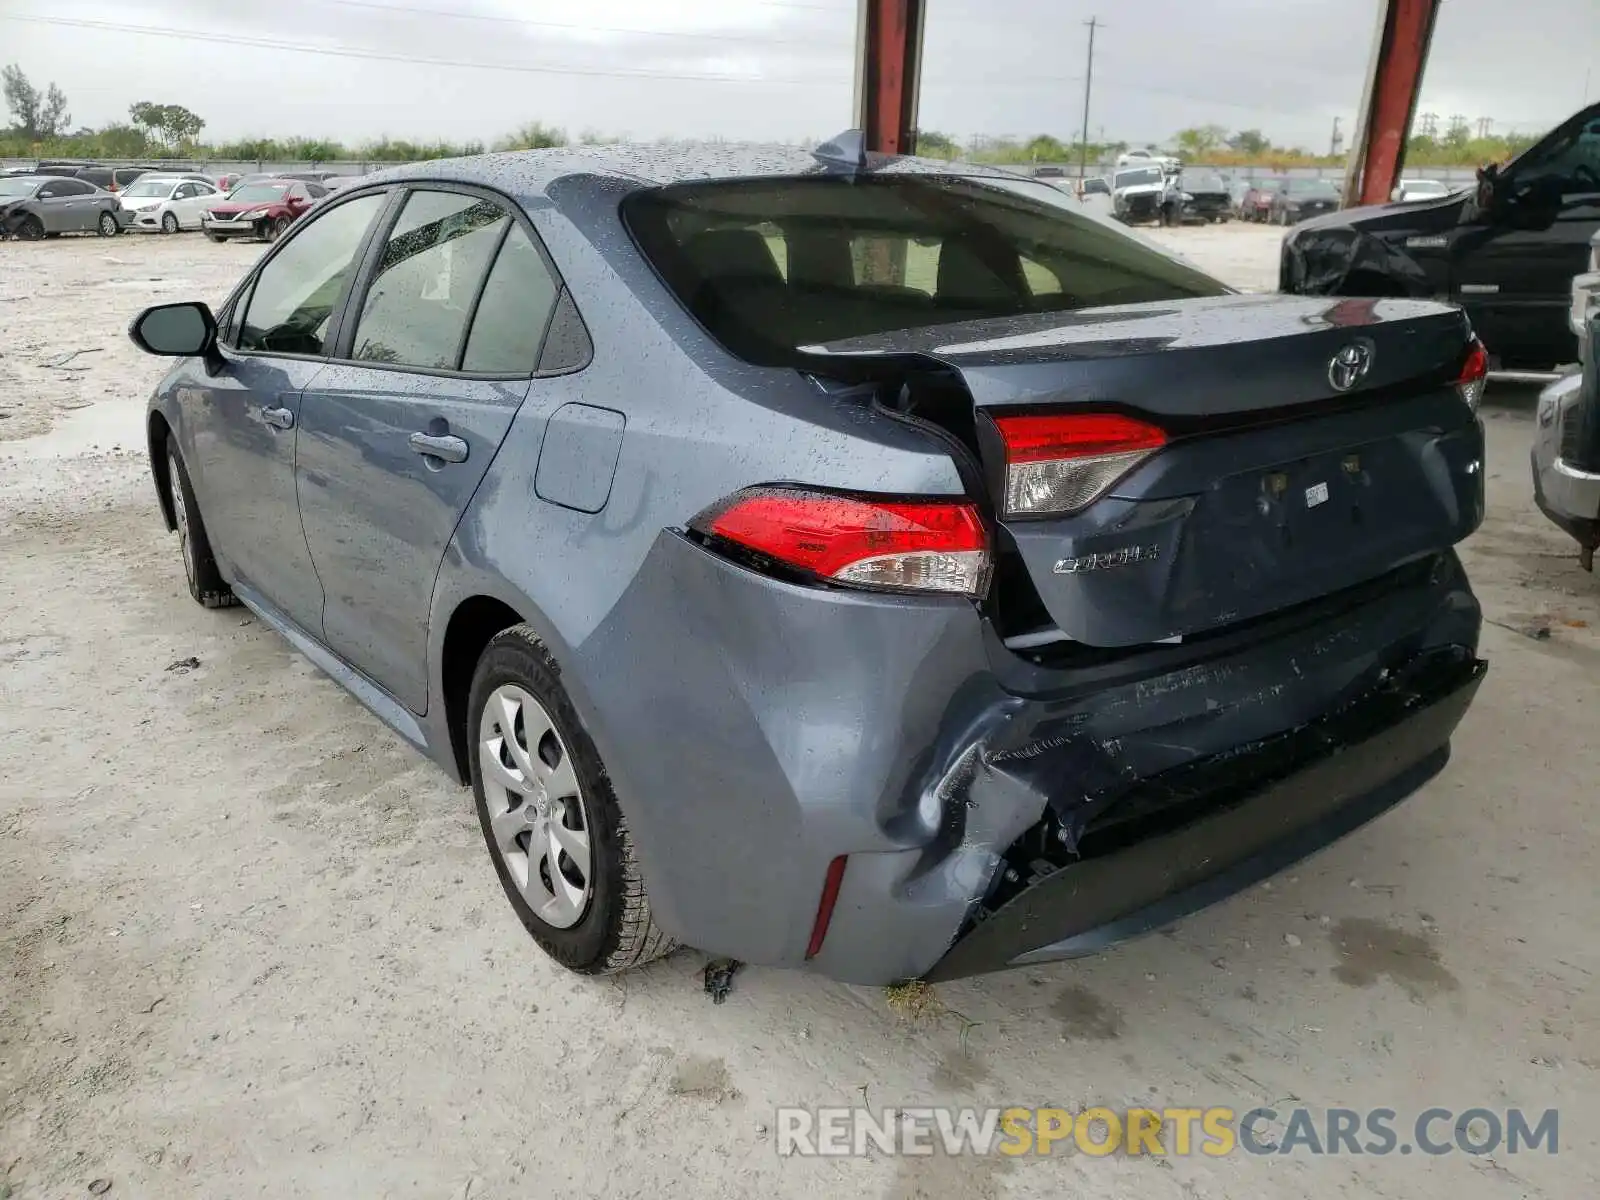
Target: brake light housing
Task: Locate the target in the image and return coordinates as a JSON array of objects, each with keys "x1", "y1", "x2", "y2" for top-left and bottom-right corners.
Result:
[
  {"x1": 1455, "y1": 338, "x2": 1488, "y2": 411},
  {"x1": 690, "y1": 487, "x2": 991, "y2": 598},
  {"x1": 989, "y1": 411, "x2": 1167, "y2": 517}
]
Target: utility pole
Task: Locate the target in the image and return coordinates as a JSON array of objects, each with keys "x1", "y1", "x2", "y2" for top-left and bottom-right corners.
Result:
[
  {"x1": 1078, "y1": 16, "x2": 1099, "y2": 180},
  {"x1": 1330, "y1": 116, "x2": 1343, "y2": 157}
]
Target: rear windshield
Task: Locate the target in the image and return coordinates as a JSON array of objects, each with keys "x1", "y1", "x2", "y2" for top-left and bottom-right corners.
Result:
[
  {"x1": 622, "y1": 174, "x2": 1226, "y2": 365},
  {"x1": 1114, "y1": 168, "x2": 1163, "y2": 188},
  {"x1": 1287, "y1": 179, "x2": 1339, "y2": 197}
]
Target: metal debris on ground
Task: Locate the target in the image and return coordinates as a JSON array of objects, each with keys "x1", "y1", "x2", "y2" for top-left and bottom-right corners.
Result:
[
  {"x1": 164, "y1": 657, "x2": 201, "y2": 674},
  {"x1": 703, "y1": 958, "x2": 741, "y2": 1004}
]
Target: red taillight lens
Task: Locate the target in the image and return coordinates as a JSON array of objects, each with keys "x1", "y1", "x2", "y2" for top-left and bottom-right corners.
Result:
[
  {"x1": 691, "y1": 487, "x2": 990, "y2": 597},
  {"x1": 1455, "y1": 337, "x2": 1488, "y2": 411},
  {"x1": 991, "y1": 412, "x2": 1167, "y2": 517}
]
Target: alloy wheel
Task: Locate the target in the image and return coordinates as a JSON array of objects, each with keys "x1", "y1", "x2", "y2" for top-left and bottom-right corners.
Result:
[
  {"x1": 98, "y1": 212, "x2": 118, "y2": 236},
  {"x1": 478, "y1": 684, "x2": 593, "y2": 929},
  {"x1": 17, "y1": 215, "x2": 43, "y2": 240},
  {"x1": 168, "y1": 451, "x2": 195, "y2": 588},
  {"x1": 162, "y1": 212, "x2": 179, "y2": 234}
]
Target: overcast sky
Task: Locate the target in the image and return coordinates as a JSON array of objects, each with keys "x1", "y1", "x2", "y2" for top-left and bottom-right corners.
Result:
[{"x1": 3, "y1": 0, "x2": 1595, "y2": 149}]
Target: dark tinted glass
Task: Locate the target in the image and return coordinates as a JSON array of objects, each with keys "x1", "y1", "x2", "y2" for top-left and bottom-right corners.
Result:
[
  {"x1": 461, "y1": 224, "x2": 560, "y2": 374},
  {"x1": 350, "y1": 190, "x2": 507, "y2": 370},
  {"x1": 623, "y1": 175, "x2": 1225, "y2": 365},
  {"x1": 537, "y1": 289, "x2": 593, "y2": 374}
]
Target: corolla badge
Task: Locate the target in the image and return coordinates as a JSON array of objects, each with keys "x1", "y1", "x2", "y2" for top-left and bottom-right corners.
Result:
[{"x1": 1327, "y1": 341, "x2": 1374, "y2": 392}]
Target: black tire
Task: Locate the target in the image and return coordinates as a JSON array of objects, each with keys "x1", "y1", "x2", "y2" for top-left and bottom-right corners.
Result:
[
  {"x1": 268, "y1": 215, "x2": 289, "y2": 241},
  {"x1": 468, "y1": 626, "x2": 676, "y2": 975},
  {"x1": 16, "y1": 215, "x2": 44, "y2": 240},
  {"x1": 205, "y1": 232, "x2": 227, "y2": 243},
  {"x1": 161, "y1": 211, "x2": 180, "y2": 234},
  {"x1": 97, "y1": 211, "x2": 119, "y2": 237},
  {"x1": 165, "y1": 436, "x2": 238, "y2": 609}
]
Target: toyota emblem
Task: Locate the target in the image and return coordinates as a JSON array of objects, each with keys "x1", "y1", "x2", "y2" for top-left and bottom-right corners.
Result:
[{"x1": 1327, "y1": 342, "x2": 1374, "y2": 392}]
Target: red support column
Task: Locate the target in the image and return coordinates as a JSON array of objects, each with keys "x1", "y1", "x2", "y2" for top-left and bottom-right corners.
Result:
[
  {"x1": 1343, "y1": 0, "x2": 1442, "y2": 208},
  {"x1": 853, "y1": 0, "x2": 926, "y2": 155}
]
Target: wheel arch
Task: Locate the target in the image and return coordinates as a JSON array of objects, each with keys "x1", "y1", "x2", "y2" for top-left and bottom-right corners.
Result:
[{"x1": 148, "y1": 409, "x2": 177, "y2": 531}]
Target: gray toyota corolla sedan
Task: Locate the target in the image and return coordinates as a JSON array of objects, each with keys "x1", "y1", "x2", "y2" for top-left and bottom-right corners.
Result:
[{"x1": 130, "y1": 136, "x2": 1489, "y2": 985}]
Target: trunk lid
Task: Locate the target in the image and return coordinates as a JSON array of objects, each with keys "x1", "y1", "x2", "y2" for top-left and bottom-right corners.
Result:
[{"x1": 802, "y1": 294, "x2": 1485, "y2": 648}]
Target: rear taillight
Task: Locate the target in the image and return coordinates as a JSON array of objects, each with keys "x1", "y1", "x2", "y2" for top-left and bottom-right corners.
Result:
[
  {"x1": 690, "y1": 487, "x2": 990, "y2": 597},
  {"x1": 991, "y1": 412, "x2": 1167, "y2": 517},
  {"x1": 1455, "y1": 338, "x2": 1488, "y2": 411}
]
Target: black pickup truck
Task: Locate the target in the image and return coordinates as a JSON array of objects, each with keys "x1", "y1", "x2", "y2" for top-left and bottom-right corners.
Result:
[{"x1": 1281, "y1": 101, "x2": 1600, "y2": 370}]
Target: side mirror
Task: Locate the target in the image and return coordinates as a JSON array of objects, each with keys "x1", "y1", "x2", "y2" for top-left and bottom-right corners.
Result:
[{"x1": 129, "y1": 301, "x2": 218, "y2": 361}]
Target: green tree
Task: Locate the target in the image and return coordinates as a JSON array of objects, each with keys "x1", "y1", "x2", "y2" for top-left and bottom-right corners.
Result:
[
  {"x1": 3, "y1": 64, "x2": 70, "y2": 140},
  {"x1": 129, "y1": 101, "x2": 205, "y2": 149},
  {"x1": 912, "y1": 129, "x2": 958, "y2": 157},
  {"x1": 1173, "y1": 124, "x2": 1227, "y2": 159},
  {"x1": 495, "y1": 122, "x2": 567, "y2": 151},
  {"x1": 1227, "y1": 128, "x2": 1271, "y2": 156}
]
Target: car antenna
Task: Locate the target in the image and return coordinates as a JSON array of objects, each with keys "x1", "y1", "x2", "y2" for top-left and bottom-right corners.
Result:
[{"x1": 811, "y1": 129, "x2": 873, "y2": 178}]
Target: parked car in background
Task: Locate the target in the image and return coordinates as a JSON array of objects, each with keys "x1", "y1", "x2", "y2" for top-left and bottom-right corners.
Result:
[
  {"x1": 119, "y1": 175, "x2": 226, "y2": 233},
  {"x1": 212, "y1": 172, "x2": 244, "y2": 192},
  {"x1": 1268, "y1": 178, "x2": 1342, "y2": 225},
  {"x1": 1531, "y1": 233, "x2": 1600, "y2": 568},
  {"x1": 1080, "y1": 176, "x2": 1110, "y2": 197},
  {"x1": 1240, "y1": 178, "x2": 1283, "y2": 221},
  {"x1": 1392, "y1": 178, "x2": 1455, "y2": 202},
  {"x1": 1032, "y1": 165, "x2": 1067, "y2": 179},
  {"x1": 0, "y1": 175, "x2": 125, "y2": 239},
  {"x1": 1162, "y1": 168, "x2": 1231, "y2": 225},
  {"x1": 201, "y1": 179, "x2": 326, "y2": 242},
  {"x1": 1112, "y1": 165, "x2": 1167, "y2": 223},
  {"x1": 1116, "y1": 148, "x2": 1180, "y2": 171},
  {"x1": 128, "y1": 138, "x2": 1486, "y2": 986},
  {"x1": 323, "y1": 175, "x2": 370, "y2": 193},
  {"x1": 1283, "y1": 100, "x2": 1600, "y2": 369}
]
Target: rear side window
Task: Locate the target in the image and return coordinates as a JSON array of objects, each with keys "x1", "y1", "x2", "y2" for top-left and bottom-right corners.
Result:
[
  {"x1": 461, "y1": 224, "x2": 560, "y2": 374},
  {"x1": 349, "y1": 190, "x2": 507, "y2": 370},
  {"x1": 622, "y1": 175, "x2": 1226, "y2": 366}
]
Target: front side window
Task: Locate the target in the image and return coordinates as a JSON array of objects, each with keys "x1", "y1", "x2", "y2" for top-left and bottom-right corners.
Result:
[
  {"x1": 349, "y1": 190, "x2": 507, "y2": 370},
  {"x1": 623, "y1": 174, "x2": 1227, "y2": 365},
  {"x1": 236, "y1": 193, "x2": 387, "y2": 356}
]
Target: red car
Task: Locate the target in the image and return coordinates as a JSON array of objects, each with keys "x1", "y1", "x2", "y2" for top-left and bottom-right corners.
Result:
[
  {"x1": 1240, "y1": 179, "x2": 1287, "y2": 222},
  {"x1": 199, "y1": 178, "x2": 327, "y2": 242}
]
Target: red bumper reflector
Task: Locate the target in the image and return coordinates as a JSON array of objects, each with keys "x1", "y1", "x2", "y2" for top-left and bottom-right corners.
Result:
[{"x1": 805, "y1": 855, "x2": 849, "y2": 960}]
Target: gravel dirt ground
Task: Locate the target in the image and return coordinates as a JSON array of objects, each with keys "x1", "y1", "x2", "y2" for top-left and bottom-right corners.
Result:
[{"x1": 2, "y1": 223, "x2": 1598, "y2": 1200}]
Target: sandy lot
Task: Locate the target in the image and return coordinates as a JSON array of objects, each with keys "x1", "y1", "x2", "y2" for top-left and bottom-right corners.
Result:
[{"x1": 2, "y1": 224, "x2": 1598, "y2": 1200}]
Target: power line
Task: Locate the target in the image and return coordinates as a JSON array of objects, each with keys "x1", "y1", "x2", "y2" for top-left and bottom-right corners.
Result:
[
  {"x1": 2, "y1": 14, "x2": 854, "y2": 85},
  {"x1": 318, "y1": 0, "x2": 854, "y2": 47}
]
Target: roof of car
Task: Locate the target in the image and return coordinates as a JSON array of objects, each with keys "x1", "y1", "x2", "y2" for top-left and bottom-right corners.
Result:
[{"x1": 358, "y1": 142, "x2": 1020, "y2": 201}]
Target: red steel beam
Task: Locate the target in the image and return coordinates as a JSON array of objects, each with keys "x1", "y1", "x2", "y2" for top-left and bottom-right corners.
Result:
[
  {"x1": 854, "y1": 0, "x2": 926, "y2": 155},
  {"x1": 1344, "y1": 0, "x2": 1442, "y2": 208}
]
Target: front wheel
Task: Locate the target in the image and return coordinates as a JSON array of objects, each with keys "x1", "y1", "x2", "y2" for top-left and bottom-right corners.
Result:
[
  {"x1": 165, "y1": 437, "x2": 239, "y2": 609},
  {"x1": 268, "y1": 215, "x2": 289, "y2": 241},
  {"x1": 468, "y1": 627, "x2": 676, "y2": 975},
  {"x1": 97, "y1": 211, "x2": 119, "y2": 237},
  {"x1": 161, "y1": 211, "x2": 180, "y2": 234},
  {"x1": 15, "y1": 214, "x2": 44, "y2": 240}
]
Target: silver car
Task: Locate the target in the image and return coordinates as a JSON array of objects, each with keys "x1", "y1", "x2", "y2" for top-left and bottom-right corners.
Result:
[
  {"x1": 1532, "y1": 234, "x2": 1600, "y2": 570},
  {"x1": 0, "y1": 174, "x2": 125, "y2": 239}
]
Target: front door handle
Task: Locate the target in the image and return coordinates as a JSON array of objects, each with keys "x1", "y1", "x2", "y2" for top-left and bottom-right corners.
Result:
[
  {"x1": 409, "y1": 432, "x2": 468, "y2": 464},
  {"x1": 262, "y1": 406, "x2": 295, "y2": 430}
]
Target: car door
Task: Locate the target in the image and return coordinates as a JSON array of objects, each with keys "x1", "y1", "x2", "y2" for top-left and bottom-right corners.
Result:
[
  {"x1": 1450, "y1": 104, "x2": 1600, "y2": 366},
  {"x1": 35, "y1": 179, "x2": 87, "y2": 231},
  {"x1": 180, "y1": 190, "x2": 392, "y2": 634},
  {"x1": 294, "y1": 186, "x2": 568, "y2": 712},
  {"x1": 173, "y1": 182, "x2": 212, "y2": 228}
]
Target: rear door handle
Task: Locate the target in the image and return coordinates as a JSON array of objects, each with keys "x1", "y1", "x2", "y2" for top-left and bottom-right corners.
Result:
[
  {"x1": 409, "y1": 432, "x2": 468, "y2": 463},
  {"x1": 262, "y1": 406, "x2": 295, "y2": 430}
]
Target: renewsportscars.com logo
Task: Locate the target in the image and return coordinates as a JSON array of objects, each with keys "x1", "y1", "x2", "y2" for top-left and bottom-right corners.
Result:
[{"x1": 775, "y1": 1106, "x2": 1560, "y2": 1158}]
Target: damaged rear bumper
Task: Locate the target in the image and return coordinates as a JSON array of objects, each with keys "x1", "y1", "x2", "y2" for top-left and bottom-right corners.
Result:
[{"x1": 924, "y1": 648, "x2": 1483, "y2": 980}]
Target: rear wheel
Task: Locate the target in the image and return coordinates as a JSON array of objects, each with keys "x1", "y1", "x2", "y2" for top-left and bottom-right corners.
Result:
[
  {"x1": 468, "y1": 626, "x2": 676, "y2": 975},
  {"x1": 97, "y1": 211, "x2": 119, "y2": 237},
  {"x1": 165, "y1": 437, "x2": 238, "y2": 609},
  {"x1": 161, "y1": 211, "x2": 180, "y2": 234}
]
